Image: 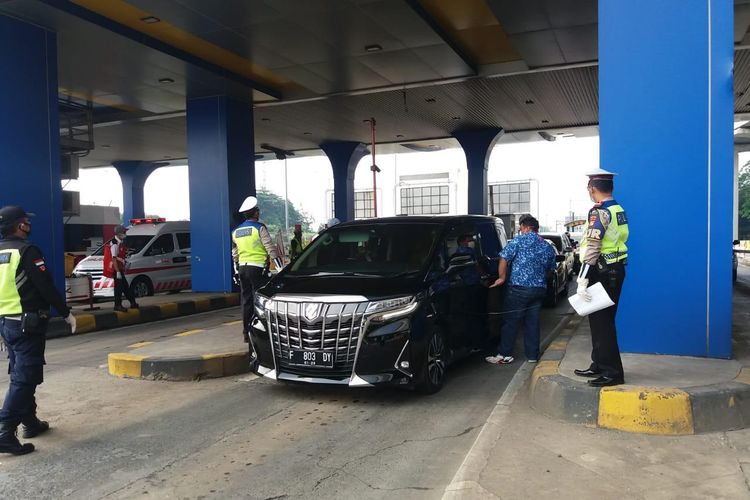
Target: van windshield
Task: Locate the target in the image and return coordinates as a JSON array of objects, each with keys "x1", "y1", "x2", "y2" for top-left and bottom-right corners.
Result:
[
  {"x1": 123, "y1": 235, "x2": 153, "y2": 254},
  {"x1": 288, "y1": 223, "x2": 442, "y2": 277}
]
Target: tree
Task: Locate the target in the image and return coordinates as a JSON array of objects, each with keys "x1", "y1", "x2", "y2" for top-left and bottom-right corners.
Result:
[
  {"x1": 255, "y1": 189, "x2": 313, "y2": 234},
  {"x1": 741, "y1": 162, "x2": 750, "y2": 220}
]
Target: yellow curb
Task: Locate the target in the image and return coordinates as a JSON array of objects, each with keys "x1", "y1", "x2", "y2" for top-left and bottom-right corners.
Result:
[
  {"x1": 531, "y1": 360, "x2": 560, "y2": 393},
  {"x1": 175, "y1": 328, "x2": 204, "y2": 337},
  {"x1": 159, "y1": 302, "x2": 178, "y2": 318},
  {"x1": 194, "y1": 298, "x2": 211, "y2": 312},
  {"x1": 226, "y1": 294, "x2": 240, "y2": 306},
  {"x1": 735, "y1": 367, "x2": 750, "y2": 385},
  {"x1": 108, "y1": 353, "x2": 146, "y2": 378},
  {"x1": 223, "y1": 319, "x2": 243, "y2": 326},
  {"x1": 546, "y1": 339, "x2": 569, "y2": 351},
  {"x1": 598, "y1": 386, "x2": 694, "y2": 435},
  {"x1": 114, "y1": 308, "x2": 141, "y2": 325},
  {"x1": 127, "y1": 341, "x2": 154, "y2": 349},
  {"x1": 74, "y1": 313, "x2": 97, "y2": 334}
]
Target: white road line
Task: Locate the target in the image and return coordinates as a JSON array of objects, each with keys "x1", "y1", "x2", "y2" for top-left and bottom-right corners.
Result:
[{"x1": 237, "y1": 374, "x2": 259, "y2": 383}]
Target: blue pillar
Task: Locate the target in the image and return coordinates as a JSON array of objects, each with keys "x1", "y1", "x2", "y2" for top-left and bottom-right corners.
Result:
[
  {"x1": 320, "y1": 142, "x2": 369, "y2": 222},
  {"x1": 0, "y1": 15, "x2": 64, "y2": 296},
  {"x1": 600, "y1": 0, "x2": 733, "y2": 357},
  {"x1": 113, "y1": 161, "x2": 163, "y2": 223},
  {"x1": 187, "y1": 96, "x2": 255, "y2": 292},
  {"x1": 454, "y1": 129, "x2": 504, "y2": 215}
]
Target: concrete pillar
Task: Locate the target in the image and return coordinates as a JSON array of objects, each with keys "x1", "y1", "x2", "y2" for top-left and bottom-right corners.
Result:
[
  {"x1": 600, "y1": 0, "x2": 733, "y2": 357},
  {"x1": 0, "y1": 14, "x2": 65, "y2": 295},
  {"x1": 320, "y1": 142, "x2": 369, "y2": 222},
  {"x1": 453, "y1": 129, "x2": 504, "y2": 215},
  {"x1": 187, "y1": 96, "x2": 255, "y2": 292},
  {"x1": 113, "y1": 161, "x2": 164, "y2": 223}
]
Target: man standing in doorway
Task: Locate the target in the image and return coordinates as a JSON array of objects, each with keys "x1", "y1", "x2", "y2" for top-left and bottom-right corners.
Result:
[
  {"x1": 574, "y1": 168, "x2": 629, "y2": 387},
  {"x1": 486, "y1": 215, "x2": 556, "y2": 364},
  {"x1": 0, "y1": 206, "x2": 76, "y2": 455},
  {"x1": 232, "y1": 196, "x2": 283, "y2": 343},
  {"x1": 106, "y1": 225, "x2": 138, "y2": 313}
]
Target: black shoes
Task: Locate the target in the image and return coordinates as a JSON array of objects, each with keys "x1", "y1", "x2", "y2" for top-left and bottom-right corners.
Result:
[
  {"x1": 588, "y1": 375, "x2": 625, "y2": 387},
  {"x1": 129, "y1": 302, "x2": 139, "y2": 309},
  {"x1": 114, "y1": 306, "x2": 128, "y2": 313},
  {"x1": 22, "y1": 417, "x2": 50, "y2": 439},
  {"x1": 0, "y1": 423, "x2": 34, "y2": 455},
  {"x1": 574, "y1": 368, "x2": 602, "y2": 378}
]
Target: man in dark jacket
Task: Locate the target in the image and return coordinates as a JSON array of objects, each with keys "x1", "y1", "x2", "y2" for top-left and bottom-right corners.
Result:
[{"x1": 0, "y1": 206, "x2": 76, "y2": 455}]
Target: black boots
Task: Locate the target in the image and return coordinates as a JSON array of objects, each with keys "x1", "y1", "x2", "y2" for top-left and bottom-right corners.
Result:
[
  {"x1": 0, "y1": 422, "x2": 34, "y2": 455},
  {"x1": 22, "y1": 416, "x2": 50, "y2": 439}
]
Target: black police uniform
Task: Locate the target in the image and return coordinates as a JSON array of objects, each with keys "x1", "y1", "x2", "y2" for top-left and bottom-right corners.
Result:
[{"x1": 0, "y1": 236, "x2": 69, "y2": 448}]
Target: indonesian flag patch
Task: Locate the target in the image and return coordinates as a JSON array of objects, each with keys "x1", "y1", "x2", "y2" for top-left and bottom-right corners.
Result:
[{"x1": 34, "y1": 259, "x2": 47, "y2": 272}]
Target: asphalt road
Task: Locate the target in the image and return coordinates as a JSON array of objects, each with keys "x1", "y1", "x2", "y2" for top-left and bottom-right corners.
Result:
[{"x1": 0, "y1": 296, "x2": 572, "y2": 499}]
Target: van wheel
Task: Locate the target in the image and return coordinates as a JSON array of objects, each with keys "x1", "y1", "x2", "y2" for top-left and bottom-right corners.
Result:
[
  {"x1": 130, "y1": 276, "x2": 153, "y2": 298},
  {"x1": 417, "y1": 329, "x2": 447, "y2": 394},
  {"x1": 545, "y1": 277, "x2": 559, "y2": 307}
]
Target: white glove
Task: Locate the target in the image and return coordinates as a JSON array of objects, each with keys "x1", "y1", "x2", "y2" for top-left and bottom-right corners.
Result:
[
  {"x1": 272, "y1": 257, "x2": 284, "y2": 270},
  {"x1": 576, "y1": 278, "x2": 592, "y2": 302},
  {"x1": 65, "y1": 314, "x2": 77, "y2": 334}
]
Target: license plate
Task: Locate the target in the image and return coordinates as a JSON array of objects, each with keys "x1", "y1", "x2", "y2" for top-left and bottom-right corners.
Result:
[{"x1": 290, "y1": 350, "x2": 334, "y2": 368}]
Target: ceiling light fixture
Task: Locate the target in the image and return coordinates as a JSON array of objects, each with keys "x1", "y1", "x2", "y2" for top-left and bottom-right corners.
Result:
[
  {"x1": 100, "y1": 144, "x2": 111, "y2": 149},
  {"x1": 541, "y1": 119, "x2": 549, "y2": 124},
  {"x1": 303, "y1": 132, "x2": 311, "y2": 135},
  {"x1": 365, "y1": 44, "x2": 383, "y2": 52},
  {"x1": 261, "y1": 117, "x2": 270, "y2": 122},
  {"x1": 525, "y1": 99, "x2": 535, "y2": 105},
  {"x1": 140, "y1": 16, "x2": 161, "y2": 24},
  {"x1": 425, "y1": 98, "x2": 436, "y2": 103},
  {"x1": 158, "y1": 77, "x2": 174, "y2": 84},
  {"x1": 452, "y1": 116, "x2": 460, "y2": 120},
  {"x1": 396, "y1": 134, "x2": 404, "y2": 138}
]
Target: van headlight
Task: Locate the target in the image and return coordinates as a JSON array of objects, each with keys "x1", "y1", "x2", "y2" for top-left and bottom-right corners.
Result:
[
  {"x1": 254, "y1": 294, "x2": 271, "y2": 315},
  {"x1": 366, "y1": 296, "x2": 419, "y2": 322}
]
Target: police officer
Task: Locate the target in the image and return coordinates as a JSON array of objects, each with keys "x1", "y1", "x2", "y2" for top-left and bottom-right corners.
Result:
[
  {"x1": 232, "y1": 196, "x2": 282, "y2": 343},
  {"x1": 0, "y1": 206, "x2": 76, "y2": 455},
  {"x1": 574, "y1": 169, "x2": 629, "y2": 387},
  {"x1": 289, "y1": 224, "x2": 304, "y2": 261},
  {"x1": 109, "y1": 225, "x2": 138, "y2": 313}
]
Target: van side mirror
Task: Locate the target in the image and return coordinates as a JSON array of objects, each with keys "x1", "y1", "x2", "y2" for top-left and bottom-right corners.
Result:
[{"x1": 734, "y1": 240, "x2": 740, "y2": 246}]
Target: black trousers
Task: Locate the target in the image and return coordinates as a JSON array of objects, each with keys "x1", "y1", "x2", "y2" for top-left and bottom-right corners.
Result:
[
  {"x1": 114, "y1": 273, "x2": 136, "y2": 308},
  {"x1": 587, "y1": 263, "x2": 626, "y2": 379},
  {"x1": 239, "y1": 266, "x2": 265, "y2": 337},
  {"x1": 0, "y1": 318, "x2": 45, "y2": 426}
]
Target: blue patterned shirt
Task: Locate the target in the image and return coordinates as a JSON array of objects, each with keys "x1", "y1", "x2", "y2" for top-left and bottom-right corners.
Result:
[{"x1": 500, "y1": 232, "x2": 556, "y2": 288}]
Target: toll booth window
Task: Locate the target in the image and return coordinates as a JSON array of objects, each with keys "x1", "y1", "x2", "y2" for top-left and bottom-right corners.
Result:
[
  {"x1": 176, "y1": 232, "x2": 191, "y2": 250},
  {"x1": 488, "y1": 182, "x2": 530, "y2": 214},
  {"x1": 400, "y1": 185, "x2": 449, "y2": 215},
  {"x1": 145, "y1": 234, "x2": 175, "y2": 256},
  {"x1": 330, "y1": 191, "x2": 374, "y2": 219}
]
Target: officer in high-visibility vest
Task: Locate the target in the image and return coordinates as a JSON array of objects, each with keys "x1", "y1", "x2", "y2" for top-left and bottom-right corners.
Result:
[
  {"x1": 574, "y1": 168, "x2": 629, "y2": 387},
  {"x1": 232, "y1": 196, "x2": 282, "y2": 343},
  {"x1": 0, "y1": 206, "x2": 76, "y2": 455}
]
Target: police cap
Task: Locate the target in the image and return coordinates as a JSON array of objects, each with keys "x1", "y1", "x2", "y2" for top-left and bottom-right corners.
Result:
[
  {"x1": 585, "y1": 167, "x2": 618, "y2": 180},
  {"x1": 114, "y1": 225, "x2": 128, "y2": 235},
  {"x1": 0, "y1": 206, "x2": 35, "y2": 228}
]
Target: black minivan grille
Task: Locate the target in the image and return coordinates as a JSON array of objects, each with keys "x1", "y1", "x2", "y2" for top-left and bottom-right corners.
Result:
[{"x1": 266, "y1": 300, "x2": 370, "y2": 377}]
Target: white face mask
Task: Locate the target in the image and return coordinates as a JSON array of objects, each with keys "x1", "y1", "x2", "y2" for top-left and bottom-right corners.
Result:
[{"x1": 588, "y1": 186, "x2": 596, "y2": 203}]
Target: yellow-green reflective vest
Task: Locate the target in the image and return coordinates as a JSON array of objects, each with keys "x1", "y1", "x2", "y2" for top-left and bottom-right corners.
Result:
[
  {"x1": 232, "y1": 221, "x2": 268, "y2": 265},
  {"x1": 0, "y1": 249, "x2": 23, "y2": 315},
  {"x1": 580, "y1": 203, "x2": 629, "y2": 264}
]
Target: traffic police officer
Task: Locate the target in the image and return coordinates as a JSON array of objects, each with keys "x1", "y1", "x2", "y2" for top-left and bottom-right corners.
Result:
[
  {"x1": 0, "y1": 206, "x2": 76, "y2": 455},
  {"x1": 574, "y1": 169, "x2": 629, "y2": 387},
  {"x1": 232, "y1": 196, "x2": 282, "y2": 343}
]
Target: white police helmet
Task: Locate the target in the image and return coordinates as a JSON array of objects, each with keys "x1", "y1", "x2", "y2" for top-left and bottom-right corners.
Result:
[
  {"x1": 326, "y1": 217, "x2": 340, "y2": 228},
  {"x1": 238, "y1": 196, "x2": 258, "y2": 213}
]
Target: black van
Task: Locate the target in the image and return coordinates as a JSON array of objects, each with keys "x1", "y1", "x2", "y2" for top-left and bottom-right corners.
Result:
[{"x1": 249, "y1": 215, "x2": 507, "y2": 393}]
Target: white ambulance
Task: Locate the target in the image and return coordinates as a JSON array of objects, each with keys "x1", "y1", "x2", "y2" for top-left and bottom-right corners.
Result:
[{"x1": 72, "y1": 218, "x2": 192, "y2": 298}]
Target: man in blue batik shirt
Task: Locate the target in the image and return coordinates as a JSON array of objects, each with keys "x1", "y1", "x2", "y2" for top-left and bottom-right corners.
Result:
[{"x1": 486, "y1": 215, "x2": 556, "y2": 364}]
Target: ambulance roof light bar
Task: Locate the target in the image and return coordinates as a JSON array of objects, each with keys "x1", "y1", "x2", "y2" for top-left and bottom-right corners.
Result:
[{"x1": 130, "y1": 217, "x2": 166, "y2": 225}]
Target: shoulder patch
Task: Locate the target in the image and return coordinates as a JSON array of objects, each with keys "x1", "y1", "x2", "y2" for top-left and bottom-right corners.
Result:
[
  {"x1": 616, "y1": 211, "x2": 628, "y2": 225},
  {"x1": 0, "y1": 253, "x2": 10, "y2": 264}
]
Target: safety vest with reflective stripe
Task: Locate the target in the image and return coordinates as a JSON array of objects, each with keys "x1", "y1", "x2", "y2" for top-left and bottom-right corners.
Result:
[
  {"x1": 0, "y1": 248, "x2": 23, "y2": 316},
  {"x1": 232, "y1": 221, "x2": 268, "y2": 265},
  {"x1": 580, "y1": 203, "x2": 629, "y2": 264}
]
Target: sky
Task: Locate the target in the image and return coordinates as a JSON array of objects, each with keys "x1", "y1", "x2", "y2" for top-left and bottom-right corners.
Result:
[{"x1": 63, "y1": 135, "x2": 601, "y2": 231}]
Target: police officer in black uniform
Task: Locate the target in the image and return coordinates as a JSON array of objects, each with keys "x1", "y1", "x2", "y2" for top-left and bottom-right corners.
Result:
[{"x1": 0, "y1": 206, "x2": 76, "y2": 455}]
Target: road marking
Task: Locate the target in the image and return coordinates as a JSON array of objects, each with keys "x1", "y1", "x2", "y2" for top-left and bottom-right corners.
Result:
[
  {"x1": 237, "y1": 374, "x2": 259, "y2": 382},
  {"x1": 127, "y1": 341, "x2": 154, "y2": 348},
  {"x1": 223, "y1": 320, "x2": 243, "y2": 326},
  {"x1": 175, "y1": 329, "x2": 204, "y2": 337}
]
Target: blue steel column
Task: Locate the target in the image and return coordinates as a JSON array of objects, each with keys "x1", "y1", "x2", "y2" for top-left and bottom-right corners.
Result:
[
  {"x1": 186, "y1": 96, "x2": 255, "y2": 292},
  {"x1": 113, "y1": 161, "x2": 163, "y2": 222},
  {"x1": 454, "y1": 129, "x2": 504, "y2": 215},
  {"x1": 0, "y1": 15, "x2": 64, "y2": 296},
  {"x1": 320, "y1": 142, "x2": 369, "y2": 222},
  {"x1": 600, "y1": 1, "x2": 733, "y2": 357}
]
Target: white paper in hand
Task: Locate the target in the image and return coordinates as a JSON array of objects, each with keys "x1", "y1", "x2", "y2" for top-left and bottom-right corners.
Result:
[{"x1": 568, "y1": 282, "x2": 615, "y2": 316}]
